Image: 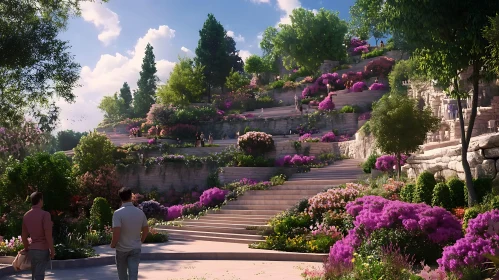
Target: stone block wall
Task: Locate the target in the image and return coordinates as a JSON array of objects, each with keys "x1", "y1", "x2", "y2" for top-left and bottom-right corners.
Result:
[
  {"x1": 402, "y1": 133, "x2": 499, "y2": 185},
  {"x1": 219, "y1": 167, "x2": 297, "y2": 184}
]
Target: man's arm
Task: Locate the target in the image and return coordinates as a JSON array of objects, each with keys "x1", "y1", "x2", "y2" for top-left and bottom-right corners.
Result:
[
  {"x1": 110, "y1": 227, "x2": 121, "y2": 248},
  {"x1": 43, "y1": 213, "x2": 55, "y2": 259},
  {"x1": 141, "y1": 213, "x2": 149, "y2": 243},
  {"x1": 21, "y1": 220, "x2": 29, "y2": 251}
]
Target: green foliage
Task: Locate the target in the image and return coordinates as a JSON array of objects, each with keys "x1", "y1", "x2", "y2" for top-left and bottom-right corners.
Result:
[
  {"x1": 156, "y1": 57, "x2": 205, "y2": 106},
  {"x1": 243, "y1": 126, "x2": 260, "y2": 134},
  {"x1": 362, "y1": 153, "x2": 379, "y2": 173},
  {"x1": 269, "y1": 80, "x2": 285, "y2": 89},
  {"x1": 462, "y1": 206, "x2": 486, "y2": 230},
  {"x1": 0, "y1": 152, "x2": 75, "y2": 212},
  {"x1": 345, "y1": 249, "x2": 419, "y2": 280},
  {"x1": 244, "y1": 55, "x2": 266, "y2": 74},
  {"x1": 273, "y1": 8, "x2": 348, "y2": 72},
  {"x1": 370, "y1": 94, "x2": 440, "y2": 177},
  {"x1": 339, "y1": 105, "x2": 362, "y2": 113},
  {"x1": 234, "y1": 154, "x2": 274, "y2": 167},
  {"x1": 413, "y1": 171, "x2": 437, "y2": 204},
  {"x1": 0, "y1": 0, "x2": 82, "y2": 130},
  {"x1": 133, "y1": 43, "x2": 158, "y2": 117},
  {"x1": 388, "y1": 59, "x2": 420, "y2": 95},
  {"x1": 361, "y1": 47, "x2": 386, "y2": 59},
  {"x1": 225, "y1": 68, "x2": 250, "y2": 92},
  {"x1": 270, "y1": 174, "x2": 287, "y2": 186},
  {"x1": 471, "y1": 178, "x2": 493, "y2": 203},
  {"x1": 260, "y1": 26, "x2": 279, "y2": 57},
  {"x1": 98, "y1": 93, "x2": 125, "y2": 122},
  {"x1": 119, "y1": 82, "x2": 133, "y2": 111},
  {"x1": 432, "y1": 182, "x2": 453, "y2": 210},
  {"x1": 400, "y1": 183, "x2": 415, "y2": 202},
  {"x1": 73, "y1": 132, "x2": 115, "y2": 175},
  {"x1": 349, "y1": 0, "x2": 387, "y2": 43},
  {"x1": 206, "y1": 171, "x2": 220, "y2": 187},
  {"x1": 55, "y1": 130, "x2": 87, "y2": 152},
  {"x1": 144, "y1": 231, "x2": 169, "y2": 243},
  {"x1": 447, "y1": 177, "x2": 466, "y2": 208},
  {"x1": 89, "y1": 197, "x2": 113, "y2": 231},
  {"x1": 485, "y1": 15, "x2": 499, "y2": 75}
]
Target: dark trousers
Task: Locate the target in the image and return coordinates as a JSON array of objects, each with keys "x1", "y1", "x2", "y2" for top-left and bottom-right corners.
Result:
[{"x1": 29, "y1": 249, "x2": 49, "y2": 280}]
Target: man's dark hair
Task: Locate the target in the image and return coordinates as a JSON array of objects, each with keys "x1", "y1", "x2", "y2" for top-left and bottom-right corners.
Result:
[
  {"x1": 30, "y1": 192, "x2": 43, "y2": 206},
  {"x1": 118, "y1": 187, "x2": 132, "y2": 202}
]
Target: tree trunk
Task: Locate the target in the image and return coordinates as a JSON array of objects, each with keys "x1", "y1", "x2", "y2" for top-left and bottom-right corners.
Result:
[
  {"x1": 395, "y1": 153, "x2": 401, "y2": 179},
  {"x1": 454, "y1": 74, "x2": 478, "y2": 206}
]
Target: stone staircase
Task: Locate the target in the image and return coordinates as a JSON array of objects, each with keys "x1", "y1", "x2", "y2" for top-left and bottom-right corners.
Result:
[{"x1": 156, "y1": 159, "x2": 364, "y2": 244}]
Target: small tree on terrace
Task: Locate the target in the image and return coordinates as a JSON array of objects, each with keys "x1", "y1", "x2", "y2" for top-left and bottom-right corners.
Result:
[{"x1": 370, "y1": 94, "x2": 439, "y2": 178}]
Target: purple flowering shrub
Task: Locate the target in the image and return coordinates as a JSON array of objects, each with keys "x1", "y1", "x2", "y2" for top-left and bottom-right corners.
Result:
[
  {"x1": 318, "y1": 96, "x2": 335, "y2": 111},
  {"x1": 139, "y1": 200, "x2": 164, "y2": 219},
  {"x1": 352, "y1": 45, "x2": 369, "y2": 55},
  {"x1": 350, "y1": 38, "x2": 367, "y2": 48},
  {"x1": 369, "y1": 83, "x2": 386, "y2": 91},
  {"x1": 165, "y1": 205, "x2": 183, "y2": 221},
  {"x1": 375, "y1": 155, "x2": 408, "y2": 172},
  {"x1": 352, "y1": 81, "x2": 366, "y2": 92},
  {"x1": 321, "y1": 132, "x2": 336, "y2": 142},
  {"x1": 181, "y1": 201, "x2": 205, "y2": 216},
  {"x1": 199, "y1": 187, "x2": 229, "y2": 207},
  {"x1": 358, "y1": 112, "x2": 371, "y2": 121},
  {"x1": 239, "y1": 178, "x2": 258, "y2": 185},
  {"x1": 275, "y1": 154, "x2": 316, "y2": 167},
  {"x1": 438, "y1": 210, "x2": 499, "y2": 276},
  {"x1": 298, "y1": 133, "x2": 320, "y2": 142},
  {"x1": 328, "y1": 196, "x2": 463, "y2": 269},
  {"x1": 301, "y1": 73, "x2": 343, "y2": 98}
]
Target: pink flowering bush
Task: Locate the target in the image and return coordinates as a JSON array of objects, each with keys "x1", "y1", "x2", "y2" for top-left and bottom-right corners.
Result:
[
  {"x1": 369, "y1": 82, "x2": 386, "y2": 91},
  {"x1": 364, "y1": 57, "x2": 395, "y2": 78},
  {"x1": 275, "y1": 154, "x2": 316, "y2": 167},
  {"x1": 438, "y1": 210, "x2": 499, "y2": 276},
  {"x1": 318, "y1": 96, "x2": 335, "y2": 111},
  {"x1": 302, "y1": 76, "x2": 314, "y2": 83},
  {"x1": 298, "y1": 133, "x2": 320, "y2": 142},
  {"x1": 341, "y1": 71, "x2": 364, "y2": 83},
  {"x1": 165, "y1": 205, "x2": 183, "y2": 221},
  {"x1": 237, "y1": 131, "x2": 274, "y2": 155},
  {"x1": 328, "y1": 196, "x2": 463, "y2": 268},
  {"x1": 352, "y1": 45, "x2": 369, "y2": 55},
  {"x1": 375, "y1": 155, "x2": 408, "y2": 172},
  {"x1": 302, "y1": 73, "x2": 343, "y2": 98},
  {"x1": 350, "y1": 38, "x2": 367, "y2": 48},
  {"x1": 321, "y1": 132, "x2": 336, "y2": 142},
  {"x1": 0, "y1": 236, "x2": 31, "y2": 256},
  {"x1": 199, "y1": 187, "x2": 229, "y2": 207},
  {"x1": 307, "y1": 183, "x2": 366, "y2": 218},
  {"x1": 352, "y1": 81, "x2": 366, "y2": 92},
  {"x1": 0, "y1": 121, "x2": 48, "y2": 163},
  {"x1": 358, "y1": 112, "x2": 371, "y2": 121}
]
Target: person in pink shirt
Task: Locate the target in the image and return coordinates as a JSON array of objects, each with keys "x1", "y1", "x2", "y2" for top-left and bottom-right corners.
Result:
[{"x1": 21, "y1": 192, "x2": 55, "y2": 280}]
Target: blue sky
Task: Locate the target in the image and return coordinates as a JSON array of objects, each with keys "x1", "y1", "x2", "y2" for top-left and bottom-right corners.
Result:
[{"x1": 57, "y1": 0, "x2": 357, "y2": 132}]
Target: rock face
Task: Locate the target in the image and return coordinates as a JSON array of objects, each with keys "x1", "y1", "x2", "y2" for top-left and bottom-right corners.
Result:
[
  {"x1": 402, "y1": 133, "x2": 499, "y2": 182},
  {"x1": 319, "y1": 60, "x2": 340, "y2": 74}
]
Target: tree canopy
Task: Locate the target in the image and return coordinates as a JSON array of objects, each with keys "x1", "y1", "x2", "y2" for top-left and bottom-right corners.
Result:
[
  {"x1": 119, "y1": 82, "x2": 133, "y2": 111},
  {"x1": 133, "y1": 43, "x2": 158, "y2": 117},
  {"x1": 272, "y1": 8, "x2": 348, "y2": 72},
  {"x1": 349, "y1": 0, "x2": 387, "y2": 44},
  {"x1": 156, "y1": 57, "x2": 205, "y2": 106},
  {"x1": 370, "y1": 94, "x2": 440, "y2": 177},
  {"x1": 98, "y1": 93, "x2": 125, "y2": 122},
  {"x1": 484, "y1": 14, "x2": 499, "y2": 75},
  {"x1": 55, "y1": 130, "x2": 88, "y2": 152}
]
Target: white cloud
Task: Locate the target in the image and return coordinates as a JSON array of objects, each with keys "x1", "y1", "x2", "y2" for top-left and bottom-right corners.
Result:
[
  {"x1": 257, "y1": 32, "x2": 263, "y2": 48},
  {"x1": 181, "y1": 46, "x2": 191, "y2": 53},
  {"x1": 276, "y1": 0, "x2": 301, "y2": 26},
  {"x1": 57, "y1": 26, "x2": 177, "y2": 132},
  {"x1": 227, "y1": 30, "x2": 245, "y2": 43},
  {"x1": 80, "y1": 2, "x2": 121, "y2": 45},
  {"x1": 239, "y1": 50, "x2": 252, "y2": 62},
  {"x1": 250, "y1": 0, "x2": 270, "y2": 3}
]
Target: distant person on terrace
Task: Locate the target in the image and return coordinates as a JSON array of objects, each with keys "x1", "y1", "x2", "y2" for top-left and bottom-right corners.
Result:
[
  {"x1": 380, "y1": 40, "x2": 385, "y2": 48},
  {"x1": 111, "y1": 187, "x2": 149, "y2": 280},
  {"x1": 21, "y1": 191, "x2": 55, "y2": 280}
]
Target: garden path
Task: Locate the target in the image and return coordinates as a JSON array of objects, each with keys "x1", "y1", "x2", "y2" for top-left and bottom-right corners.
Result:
[
  {"x1": 157, "y1": 159, "x2": 364, "y2": 244},
  {"x1": 1, "y1": 260, "x2": 321, "y2": 280}
]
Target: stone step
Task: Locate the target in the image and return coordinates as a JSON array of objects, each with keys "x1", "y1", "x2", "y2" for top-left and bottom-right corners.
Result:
[
  {"x1": 158, "y1": 228, "x2": 265, "y2": 242},
  {"x1": 285, "y1": 179, "x2": 359, "y2": 185},
  {"x1": 197, "y1": 214, "x2": 272, "y2": 222},
  {"x1": 244, "y1": 189, "x2": 324, "y2": 195},
  {"x1": 211, "y1": 209, "x2": 284, "y2": 215},
  {"x1": 180, "y1": 220, "x2": 270, "y2": 227},
  {"x1": 230, "y1": 198, "x2": 305, "y2": 204},
  {"x1": 157, "y1": 225, "x2": 261, "y2": 235},
  {"x1": 270, "y1": 185, "x2": 335, "y2": 190},
  {"x1": 234, "y1": 194, "x2": 312, "y2": 200},
  {"x1": 165, "y1": 232, "x2": 263, "y2": 244},
  {"x1": 222, "y1": 205, "x2": 291, "y2": 211}
]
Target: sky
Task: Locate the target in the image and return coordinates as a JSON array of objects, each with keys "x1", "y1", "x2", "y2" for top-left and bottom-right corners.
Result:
[{"x1": 57, "y1": 0, "x2": 357, "y2": 132}]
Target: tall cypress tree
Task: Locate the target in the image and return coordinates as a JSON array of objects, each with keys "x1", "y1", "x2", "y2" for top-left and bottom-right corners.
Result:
[
  {"x1": 195, "y1": 14, "x2": 227, "y2": 103},
  {"x1": 133, "y1": 43, "x2": 158, "y2": 117},
  {"x1": 119, "y1": 82, "x2": 132, "y2": 109}
]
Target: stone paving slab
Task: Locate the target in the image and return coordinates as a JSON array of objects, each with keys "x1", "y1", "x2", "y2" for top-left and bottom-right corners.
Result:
[{"x1": 1, "y1": 260, "x2": 322, "y2": 280}]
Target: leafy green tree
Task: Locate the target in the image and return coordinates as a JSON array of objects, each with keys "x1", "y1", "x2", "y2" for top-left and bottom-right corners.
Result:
[
  {"x1": 260, "y1": 26, "x2": 279, "y2": 57},
  {"x1": 156, "y1": 57, "x2": 205, "y2": 106},
  {"x1": 55, "y1": 130, "x2": 88, "y2": 152},
  {"x1": 98, "y1": 93, "x2": 125, "y2": 122},
  {"x1": 388, "y1": 59, "x2": 421, "y2": 94},
  {"x1": 370, "y1": 94, "x2": 440, "y2": 177},
  {"x1": 73, "y1": 131, "x2": 115, "y2": 175},
  {"x1": 119, "y1": 82, "x2": 133, "y2": 111},
  {"x1": 272, "y1": 8, "x2": 348, "y2": 72},
  {"x1": 89, "y1": 197, "x2": 113, "y2": 230},
  {"x1": 349, "y1": 0, "x2": 387, "y2": 45},
  {"x1": 0, "y1": 0, "x2": 85, "y2": 130},
  {"x1": 133, "y1": 43, "x2": 158, "y2": 117},
  {"x1": 225, "y1": 68, "x2": 250, "y2": 92},
  {"x1": 383, "y1": 0, "x2": 499, "y2": 205},
  {"x1": 196, "y1": 14, "x2": 228, "y2": 102},
  {"x1": 224, "y1": 36, "x2": 244, "y2": 75},
  {"x1": 0, "y1": 152, "x2": 75, "y2": 212},
  {"x1": 484, "y1": 15, "x2": 499, "y2": 75},
  {"x1": 244, "y1": 55, "x2": 266, "y2": 75}
]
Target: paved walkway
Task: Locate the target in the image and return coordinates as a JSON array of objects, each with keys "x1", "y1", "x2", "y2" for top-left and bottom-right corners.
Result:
[{"x1": 1, "y1": 260, "x2": 321, "y2": 280}]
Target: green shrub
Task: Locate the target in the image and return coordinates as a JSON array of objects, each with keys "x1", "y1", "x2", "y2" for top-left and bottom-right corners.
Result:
[
  {"x1": 273, "y1": 214, "x2": 312, "y2": 236},
  {"x1": 244, "y1": 126, "x2": 260, "y2": 134},
  {"x1": 89, "y1": 197, "x2": 113, "y2": 231},
  {"x1": 234, "y1": 154, "x2": 274, "y2": 167},
  {"x1": 339, "y1": 105, "x2": 355, "y2": 113},
  {"x1": 206, "y1": 171, "x2": 220, "y2": 188},
  {"x1": 463, "y1": 206, "x2": 484, "y2": 230},
  {"x1": 413, "y1": 171, "x2": 437, "y2": 204},
  {"x1": 472, "y1": 178, "x2": 493, "y2": 203},
  {"x1": 400, "y1": 183, "x2": 415, "y2": 202},
  {"x1": 362, "y1": 153, "x2": 379, "y2": 173},
  {"x1": 432, "y1": 183, "x2": 453, "y2": 209},
  {"x1": 447, "y1": 177, "x2": 466, "y2": 208},
  {"x1": 144, "y1": 232, "x2": 169, "y2": 243},
  {"x1": 270, "y1": 174, "x2": 287, "y2": 186},
  {"x1": 361, "y1": 48, "x2": 386, "y2": 59},
  {"x1": 73, "y1": 132, "x2": 115, "y2": 175},
  {"x1": 269, "y1": 80, "x2": 285, "y2": 89}
]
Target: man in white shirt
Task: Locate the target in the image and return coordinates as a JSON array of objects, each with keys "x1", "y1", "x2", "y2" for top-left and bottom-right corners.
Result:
[{"x1": 111, "y1": 188, "x2": 149, "y2": 280}]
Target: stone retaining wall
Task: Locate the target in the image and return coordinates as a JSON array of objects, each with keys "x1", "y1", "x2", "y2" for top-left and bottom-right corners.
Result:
[
  {"x1": 402, "y1": 133, "x2": 499, "y2": 184},
  {"x1": 219, "y1": 167, "x2": 297, "y2": 184}
]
